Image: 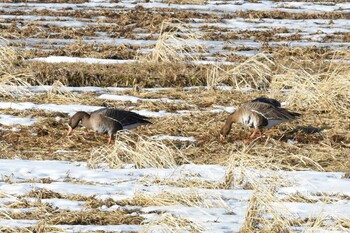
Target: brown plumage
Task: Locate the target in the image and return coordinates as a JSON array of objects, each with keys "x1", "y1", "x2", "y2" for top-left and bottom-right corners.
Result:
[
  {"x1": 220, "y1": 101, "x2": 300, "y2": 141},
  {"x1": 67, "y1": 108, "x2": 151, "y2": 144}
]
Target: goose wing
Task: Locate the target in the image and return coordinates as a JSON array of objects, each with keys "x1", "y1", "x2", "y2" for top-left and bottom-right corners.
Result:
[
  {"x1": 93, "y1": 108, "x2": 151, "y2": 127},
  {"x1": 243, "y1": 102, "x2": 298, "y2": 121},
  {"x1": 251, "y1": 97, "x2": 281, "y2": 107}
]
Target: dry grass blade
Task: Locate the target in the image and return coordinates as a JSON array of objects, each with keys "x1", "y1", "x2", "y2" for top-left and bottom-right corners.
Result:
[
  {"x1": 88, "y1": 132, "x2": 188, "y2": 169},
  {"x1": 143, "y1": 20, "x2": 204, "y2": 63}
]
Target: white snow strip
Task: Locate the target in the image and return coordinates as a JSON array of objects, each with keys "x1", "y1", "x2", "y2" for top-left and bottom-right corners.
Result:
[
  {"x1": 1, "y1": 0, "x2": 349, "y2": 14},
  {"x1": 0, "y1": 219, "x2": 38, "y2": 228},
  {"x1": 142, "y1": 204, "x2": 248, "y2": 233},
  {"x1": 98, "y1": 94, "x2": 185, "y2": 103},
  {"x1": 29, "y1": 56, "x2": 138, "y2": 64},
  {"x1": 278, "y1": 170, "x2": 350, "y2": 195},
  {"x1": 40, "y1": 198, "x2": 85, "y2": 211},
  {"x1": 56, "y1": 224, "x2": 140, "y2": 233},
  {"x1": 0, "y1": 114, "x2": 37, "y2": 126},
  {"x1": 0, "y1": 160, "x2": 227, "y2": 187},
  {"x1": 0, "y1": 102, "x2": 102, "y2": 116},
  {"x1": 274, "y1": 202, "x2": 350, "y2": 220},
  {"x1": 212, "y1": 105, "x2": 236, "y2": 113},
  {"x1": 0, "y1": 102, "x2": 176, "y2": 117}
]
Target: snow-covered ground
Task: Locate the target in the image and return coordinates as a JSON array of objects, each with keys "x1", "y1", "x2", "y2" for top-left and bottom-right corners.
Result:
[{"x1": 0, "y1": 159, "x2": 349, "y2": 232}]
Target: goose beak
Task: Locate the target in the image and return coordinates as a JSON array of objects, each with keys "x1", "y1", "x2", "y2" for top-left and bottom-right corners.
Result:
[{"x1": 67, "y1": 126, "x2": 73, "y2": 136}]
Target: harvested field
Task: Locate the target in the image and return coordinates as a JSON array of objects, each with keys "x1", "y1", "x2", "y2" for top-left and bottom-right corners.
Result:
[{"x1": 0, "y1": 0, "x2": 350, "y2": 232}]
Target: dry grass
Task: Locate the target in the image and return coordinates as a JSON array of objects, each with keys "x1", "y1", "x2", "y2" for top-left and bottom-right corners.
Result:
[
  {"x1": 222, "y1": 141, "x2": 325, "y2": 232},
  {"x1": 205, "y1": 54, "x2": 274, "y2": 90},
  {"x1": 88, "y1": 133, "x2": 189, "y2": 169},
  {"x1": 3, "y1": 209, "x2": 143, "y2": 225},
  {"x1": 221, "y1": 129, "x2": 349, "y2": 232},
  {"x1": 0, "y1": 37, "x2": 33, "y2": 97},
  {"x1": 46, "y1": 80, "x2": 76, "y2": 101},
  {"x1": 28, "y1": 61, "x2": 209, "y2": 87},
  {"x1": 119, "y1": 189, "x2": 227, "y2": 208},
  {"x1": 140, "y1": 175, "x2": 220, "y2": 189},
  {"x1": 205, "y1": 64, "x2": 226, "y2": 90},
  {"x1": 141, "y1": 213, "x2": 204, "y2": 233},
  {"x1": 240, "y1": 176, "x2": 294, "y2": 232},
  {"x1": 270, "y1": 53, "x2": 350, "y2": 116},
  {"x1": 226, "y1": 53, "x2": 273, "y2": 90},
  {"x1": 143, "y1": 20, "x2": 204, "y2": 63}
]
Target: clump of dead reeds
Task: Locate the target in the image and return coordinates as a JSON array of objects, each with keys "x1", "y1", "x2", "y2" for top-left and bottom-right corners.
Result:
[
  {"x1": 137, "y1": 190, "x2": 225, "y2": 232},
  {"x1": 206, "y1": 53, "x2": 274, "y2": 90},
  {"x1": 222, "y1": 142, "x2": 325, "y2": 232},
  {"x1": 270, "y1": 54, "x2": 350, "y2": 116},
  {"x1": 88, "y1": 132, "x2": 188, "y2": 169},
  {"x1": 46, "y1": 80, "x2": 76, "y2": 100},
  {"x1": 222, "y1": 142, "x2": 324, "y2": 175},
  {"x1": 143, "y1": 20, "x2": 204, "y2": 63},
  {"x1": 121, "y1": 189, "x2": 227, "y2": 208},
  {"x1": 206, "y1": 64, "x2": 226, "y2": 91},
  {"x1": 227, "y1": 53, "x2": 274, "y2": 90},
  {"x1": 0, "y1": 37, "x2": 33, "y2": 98}
]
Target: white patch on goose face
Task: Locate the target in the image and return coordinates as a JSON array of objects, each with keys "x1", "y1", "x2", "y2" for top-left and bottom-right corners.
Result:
[{"x1": 241, "y1": 114, "x2": 255, "y2": 128}]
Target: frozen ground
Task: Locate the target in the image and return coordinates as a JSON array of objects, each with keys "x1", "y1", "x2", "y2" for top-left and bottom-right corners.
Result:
[
  {"x1": 1, "y1": 0, "x2": 350, "y2": 63},
  {"x1": 1, "y1": 0, "x2": 350, "y2": 232},
  {"x1": 0, "y1": 159, "x2": 349, "y2": 232}
]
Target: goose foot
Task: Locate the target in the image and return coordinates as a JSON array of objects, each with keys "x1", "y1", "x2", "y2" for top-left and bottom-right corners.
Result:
[
  {"x1": 245, "y1": 129, "x2": 263, "y2": 142},
  {"x1": 107, "y1": 136, "x2": 115, "y2": 145}
]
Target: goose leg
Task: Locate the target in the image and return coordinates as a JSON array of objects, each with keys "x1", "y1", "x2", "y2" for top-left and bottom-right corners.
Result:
[
  {"x1": 257, "y1": 129, "x2": 263, "y2": 138},
  {"x1": 247, "y1": 128, "x2": 263, "y2": 140},
  {"x1": 107, "y1": 135, "x2": 114, "y2": 144},
  {"x1": 248, "y1": 128, "x2": 258, "y2": 140},
  {"x1": 66, "y1": 126, "x2": 73, "y2": 136}
]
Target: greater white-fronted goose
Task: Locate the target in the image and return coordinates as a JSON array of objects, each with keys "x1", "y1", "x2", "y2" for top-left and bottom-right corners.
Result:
[
  {"x1": 67, "y1": 108, "x2": 151, "y2": 144},
  {"x1": 220, "y1": 99, "x2": 300, "y2": 141}
]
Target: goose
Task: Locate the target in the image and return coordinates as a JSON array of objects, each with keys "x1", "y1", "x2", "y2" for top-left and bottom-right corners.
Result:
[
  {"x1": 67, "y1": 108, "x2": 151, "y2": 144},
  {"x1": 220, "y1": 99, "x2": 300, "y2": 141}
]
